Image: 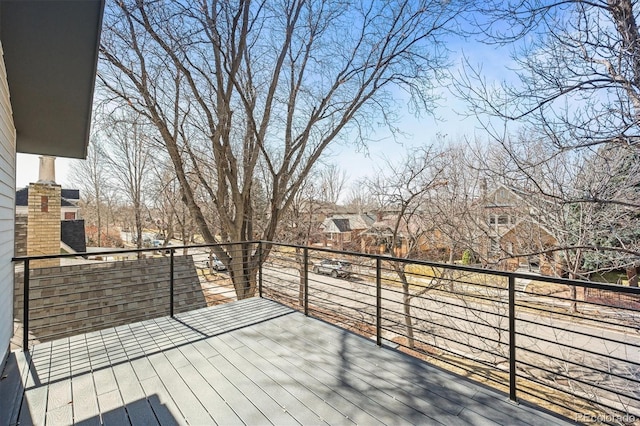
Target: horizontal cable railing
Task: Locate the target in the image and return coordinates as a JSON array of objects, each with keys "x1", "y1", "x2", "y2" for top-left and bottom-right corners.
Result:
[
  {"x1": 259, "y1": 242, "x2": 640, "y2": 425},
  {"x1": 12, "y1": 240, "x2": 640, "y2": 424},
  {"x1": 12, "y1": 242, "x2": 260, "y2": 348}
]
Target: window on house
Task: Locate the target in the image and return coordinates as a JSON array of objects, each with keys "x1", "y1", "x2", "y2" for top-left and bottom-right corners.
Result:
[
  {"x1": 488, "y1": 215, "x2": 496, "y2": 225},
  {"x1": 497, "y1": 215, "x2": 509, "y2": 225},
  {"x1": 64, "y1": 212, "x2": 76, "y2": 220}
]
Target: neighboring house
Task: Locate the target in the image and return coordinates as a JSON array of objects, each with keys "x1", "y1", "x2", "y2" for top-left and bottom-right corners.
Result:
[
  {"x1": 362, "y1": 213, "x2": 453, "y2": 260},
  {"x1": 0, "y1": 0, "x2": 103, "y2": 364},
  {"x1": 319, "y1": 213, "x2": 375, "y2": 250},
  {"x1": 361, "y1": 213, "x2": 412, "y2": 256},
  {"x1": 16, "y1": 187, "x2": 81, "y2": 220},
  {"x1": 478, "y1": 184, "x2": 559, "y2": 274}
]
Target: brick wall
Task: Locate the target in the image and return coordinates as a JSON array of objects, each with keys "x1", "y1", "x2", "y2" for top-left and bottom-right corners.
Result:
[
  {"x1": 14, "y1": 255, "x2": 206, "y2": 343},
  {"x1": 27, "y1": 183, "x2": 61, "y2": 267},
  {"x1": 14, "y1": 215, "x2": 27, "y2": 257}
]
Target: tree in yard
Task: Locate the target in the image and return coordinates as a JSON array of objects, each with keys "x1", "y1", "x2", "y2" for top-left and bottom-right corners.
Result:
[
  {"x1": 98, "y1": 0, "x2": 467, "y2": 299},
  {"x1": 576, "y1": 144, "x2": 640, "y2": 285},
  {"x1": 69, "y1": 137, "x2": 109, "y2": 247},
  {"x1": 100, "y1": 111, "x2": 152, "y2": 249},
  {"x1": 344, "y1": 183, "x2": 377, "y2": 214},
  {"x1": 365, "y1": 145, "x2": 448, "y2": 348},
  {"x1": 456, "y1": 1, "x2": 640, "y2": 281},
  {"x1": 425, "y1": 141, "x2": 485, "y2": 265},
  {"x1": 275, "y1": 163, "x2": 345, "y2": 306},
  {"x1": 317, "y1": 164, "x2": 348, "y2": 206}
]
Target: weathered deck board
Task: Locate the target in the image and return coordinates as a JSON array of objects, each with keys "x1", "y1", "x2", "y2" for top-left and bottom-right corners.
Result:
[{"x1": 0, "y1": 297, "x2": 573, "y2": 426}]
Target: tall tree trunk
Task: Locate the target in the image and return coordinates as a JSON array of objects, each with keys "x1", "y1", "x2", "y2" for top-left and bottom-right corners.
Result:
[
  {"x1": 398, "y1": 268, "x2": 415, "y2": 349},
  {"x1": 627, "y1": 266, "x2": 639, "y2": 287},
  {"x1": 227, "y1": 242, "x2": 258, "y2": 300}
]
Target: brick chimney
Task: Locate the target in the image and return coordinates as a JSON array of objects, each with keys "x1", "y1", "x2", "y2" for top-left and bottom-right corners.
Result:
[{"x1": 27, "y1": 156, "x2": 61, "y2": 267}]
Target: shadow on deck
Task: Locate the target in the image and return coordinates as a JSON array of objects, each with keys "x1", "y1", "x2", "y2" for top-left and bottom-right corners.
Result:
[{"x1": 0, "y1": 298, "x2": 572, "y2": 425}]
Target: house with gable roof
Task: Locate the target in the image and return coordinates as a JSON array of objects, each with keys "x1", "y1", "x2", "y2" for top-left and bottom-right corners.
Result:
[
  {"x1": 319, "y1": 213, "x2": 375, "y2": 250},
  {"x1": 479, "y1": 184, "x2": 559, "y2": 274}
]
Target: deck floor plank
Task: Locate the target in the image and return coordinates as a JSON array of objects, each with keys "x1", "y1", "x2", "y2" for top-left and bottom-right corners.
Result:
[
  {"x1": 186, "y1": 344, "x2": 272, "y2": 425},
  {"x1": 265, "y1": 316, "x2": 475, "y2": 419},
  {"x1": 245, "y1": 316, "x2": 452, "y2": 426},
  {"x1": 233, "y1": 326, "x2": 388, "y2": 425},
  {"x1": 0, "y1": 351, "x2": 30, "y2": 425},
  {"x1": 137, "y1": 375, "x2": 184, "y2": 426},
  {"x1": 214, "y1": 332, "x2": 329, "y2": 425},
  {"x1": 111, "y1": 361, "x2": 159, "y2": 426},
  {"x1": 205, "y1": 333, "x2": 302, "y2": 425},
  {"x1": 70, "y1": 373, "x2": 100, "y2": 426},
  {"x1": 279, "y1": 313, "x2": 565, "y2": 426},
  {"x1": 97, "y1": 389, "x2": 129, "y2": 426},
  {"x1": 145, "y1": 351, "x2": 215, "y2": 425},
  {"x1": 1, "y1": 297, "x2": 576, "y2": 426},
  {"x1": 230, "y1": 331, "x2": 361, "y2": 425}
]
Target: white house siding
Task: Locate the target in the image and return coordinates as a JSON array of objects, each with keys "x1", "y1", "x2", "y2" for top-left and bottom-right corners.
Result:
[{"x1": 0, "y1": 42, "x2": 16, "y2": 363}]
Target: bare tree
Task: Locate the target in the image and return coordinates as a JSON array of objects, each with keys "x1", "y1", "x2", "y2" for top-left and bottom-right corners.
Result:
[
  {"x1": 456, "y1": 1, "x2": 640, "y2": 282},
  {"x1": 100, "y1": 111, "x2": 152, "y2": 249},
  {"x1": 365, "y1": 145, "x2": 448, "y2": 348},
  {"x1": 344, "y1": 183, "x2": 377, "y2": 214},
  {"x1": 318, "y1": 164, "x2": 348, "y2": 205},
  {"x1": 98, "y1": 0, "x2": 467, "y2": 299},
  {"x1": 426, "y1": 141, "x2": 485, "y2": 265},
  {"x1": 69, "y1": 137, "x2": 109, "y2": 247}
]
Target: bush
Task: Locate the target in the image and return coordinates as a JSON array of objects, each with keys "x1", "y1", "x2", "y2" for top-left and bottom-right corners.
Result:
[{"x1": 461, "y1": 249, "x2": 474, "y2": 265}]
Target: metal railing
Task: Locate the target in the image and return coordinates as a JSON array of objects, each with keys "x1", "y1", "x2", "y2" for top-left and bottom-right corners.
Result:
[
  {"x1": 259, "y1": 243, "x2": 640, "y2": 424},
  {"x1": 12, "y1": 241, "x2": 640, "y2": 424},
  {"x1": 13, "y1": 242, "x2": 260, "y2": 349}
]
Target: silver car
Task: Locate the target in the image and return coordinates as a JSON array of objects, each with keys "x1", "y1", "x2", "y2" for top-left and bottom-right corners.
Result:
[
  {"x1": 313, "y1": 259, "x2": 352, "y2": 278},
  {"x1": 206, "y1": 256, "x2": 226, "y2": 271}
]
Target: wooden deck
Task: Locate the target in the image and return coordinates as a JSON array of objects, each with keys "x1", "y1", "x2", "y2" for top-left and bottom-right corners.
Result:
[{"x1": 1, "y1": 298, "x2": 572, "y2": 425}]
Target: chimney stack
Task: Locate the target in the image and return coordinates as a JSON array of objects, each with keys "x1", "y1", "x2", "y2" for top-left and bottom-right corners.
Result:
[
  {"x1": 37, "y1": 156, "x2": 56, "y2": 184},
  {"x1": 28, "y1": 156, "x2": 61, "y2": 266}
]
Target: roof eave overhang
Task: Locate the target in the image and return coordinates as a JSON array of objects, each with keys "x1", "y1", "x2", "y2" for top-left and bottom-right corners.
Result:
[{"x1": 1, "y1": 0, "x2": 104, "y2": 159}]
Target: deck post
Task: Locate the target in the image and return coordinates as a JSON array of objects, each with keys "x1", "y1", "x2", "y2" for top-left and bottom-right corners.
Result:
[
  {"x1": 258, "y1": 242, "x2": 263, "y2": 298},
  {"x1": 376, "y1": 257, "x2": 382, "y2": 347},
  {"x1": 303, "y1": 247, "x2": 309, "y2": 316},
  {"x1": 170, "y1": 248, "x2": 175, "y2": 317},
  {"x1": 508, "y1": 274, "x2": 517, "y2": 402},
  {"x1": 23, "y1": 259, "x2": 30, "y2": 351}
]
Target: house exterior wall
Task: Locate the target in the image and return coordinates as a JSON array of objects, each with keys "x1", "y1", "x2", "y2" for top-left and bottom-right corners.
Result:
[
  {"x1": 0, "y1": 42, "x2": 16, "y2": 363},
  {"x1": 16, "y1": 204, "x2": 79, "y2": 220}
]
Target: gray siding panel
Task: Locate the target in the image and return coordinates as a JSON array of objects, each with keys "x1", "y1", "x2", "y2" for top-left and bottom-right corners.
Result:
[{"x1": 0, "y1": 41, "x2": 16, "y2": 363}]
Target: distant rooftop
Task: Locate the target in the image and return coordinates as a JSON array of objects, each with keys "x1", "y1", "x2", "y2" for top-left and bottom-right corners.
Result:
[{"x1": 16, "y1": 187, "x2": 80, "y2": 207}]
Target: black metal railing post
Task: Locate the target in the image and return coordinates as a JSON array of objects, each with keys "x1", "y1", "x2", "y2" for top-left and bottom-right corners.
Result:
[
  {"x1": 376, "y1": 257, "x2": 382, "y2": 347},
  {"x1": 303, "y1": 247, "x2": 309, "y2": 316},
  {"x1": 508, "y1": 274, "x2": 517, "y2": 402},
  {"x1": 23, "y1": 259, "x2": 30, "y2": 351},
  {"x1": 258, "y1": 242, "x2": 263, "y2": 298},
  {"x1": 170, "y1": 248, "x2": 175, "y2": 317}
]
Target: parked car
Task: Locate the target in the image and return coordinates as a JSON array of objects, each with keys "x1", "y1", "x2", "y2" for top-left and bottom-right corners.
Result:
[
  {"x1": 313, "y1": 259, "x2": 352, "y2": 278},
  {"x1": 206, "y1": 256, "x2": 227, "y2": 271}
]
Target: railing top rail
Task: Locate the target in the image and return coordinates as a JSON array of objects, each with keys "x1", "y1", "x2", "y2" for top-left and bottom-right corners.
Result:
[
  {"x1": 11, "y1": 240, "x2": 262, "y2": 262},
  {"x1": 12, "y1": 239, "x2": 640, "y2": 295},
  {"x1": 267, "y1": 241, "x2": 640, "y2": 295}
]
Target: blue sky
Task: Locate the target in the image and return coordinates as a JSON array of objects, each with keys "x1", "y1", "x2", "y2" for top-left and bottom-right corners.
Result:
[
  {"x1": 16, "y1": 34, "x2": 517, "y2": 190},
  {"x1": 330, "y1": 39, "x2": 518, "y2": 185}
]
